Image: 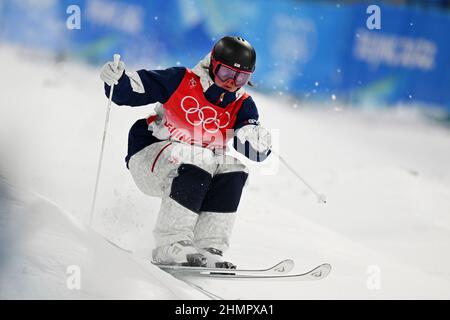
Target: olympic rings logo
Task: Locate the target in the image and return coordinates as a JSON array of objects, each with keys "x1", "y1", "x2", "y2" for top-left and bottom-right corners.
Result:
[{"x1": 180, "y1": 96, "x2": 230, "y2": 134}]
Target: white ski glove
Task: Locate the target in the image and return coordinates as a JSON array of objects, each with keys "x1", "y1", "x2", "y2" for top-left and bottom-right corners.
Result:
[
  {"x1": 235, "y1": 125, "x2": 272, "y2": 153},
  {"x1": 100, "y1": 60, "x2": 125, "y2": 86}
]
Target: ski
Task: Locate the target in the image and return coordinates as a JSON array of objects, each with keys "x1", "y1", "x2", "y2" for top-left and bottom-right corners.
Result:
[
  {"x1": 206, "y1": 263, "x2": 331, "y2": 281},
  {"x1": 152, "y1": 259, "x2": 295, "y2": 277},
  {"x1": 102, "y1": 237, "x2": 330, "y2": 282},
  {"x1": 155, "y1": 261, "x2": 331, "y2": 281}
]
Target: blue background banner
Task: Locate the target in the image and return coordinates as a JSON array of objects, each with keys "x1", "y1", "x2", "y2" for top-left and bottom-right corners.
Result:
[{"x1": 1, "y1": 0, "x2": 449, "y2": 112}]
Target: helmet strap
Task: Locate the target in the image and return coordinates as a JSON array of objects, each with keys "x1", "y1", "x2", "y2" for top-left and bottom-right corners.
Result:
[
  {"x1": 208, "y1": 64, "x2": 216, "y2": 82},
  {"x1": 208, "y1": 52, "x2": 216, "y2": 82}
]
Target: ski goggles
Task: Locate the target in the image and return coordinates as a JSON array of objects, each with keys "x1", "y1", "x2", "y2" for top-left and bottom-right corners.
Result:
[{"x1": 211, "y1": 57, "x2": 252, "y2": 87}]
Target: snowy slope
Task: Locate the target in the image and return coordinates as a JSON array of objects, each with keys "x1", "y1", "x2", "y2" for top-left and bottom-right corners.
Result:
[
  {"x1": 0, "y1": 177, "x2": 207, "y2": 299},
  {"x1": 1, "y1": 45, "x2": 450, "y2": 299}
]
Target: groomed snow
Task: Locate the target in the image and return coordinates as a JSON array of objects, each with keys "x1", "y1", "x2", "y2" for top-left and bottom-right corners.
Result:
[{"x1": 1, "y1": 46, "x2": 450, "y2": 299}]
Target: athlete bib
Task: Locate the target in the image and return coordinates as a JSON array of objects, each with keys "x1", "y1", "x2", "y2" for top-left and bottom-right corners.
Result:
[{"x1": 156, "y1": 69, "x2": 248, "y2": 148}]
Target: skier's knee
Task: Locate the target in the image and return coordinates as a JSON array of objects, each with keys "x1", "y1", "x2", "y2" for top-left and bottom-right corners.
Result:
[
  {"x1": 200, "y1": 171, "x2": 249, "y2": 213},
  {"x1": 216, "y1": 155, "x2": 249, "y2": 176},
  {"x1": 169, "y1": 164, "x2": 212, "y2": 213}
]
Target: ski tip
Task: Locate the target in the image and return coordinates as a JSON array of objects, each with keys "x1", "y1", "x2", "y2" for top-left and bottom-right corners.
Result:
[
  {"x1": 276, "y1": 259, "x2": 295, "y2": 273},
  {"x1": 309, "y1": 263, "x2": 332, "y2": 279},
  {"x1": 268, "y1": 259, "x2": 295, "y2": 274},
  {"x1": 283, "y1": 258, "x2": 295, "y2": 264}
]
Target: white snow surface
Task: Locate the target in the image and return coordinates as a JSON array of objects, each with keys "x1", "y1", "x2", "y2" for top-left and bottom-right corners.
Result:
[{"x1": 1, "y1": 46, "x2": 450, "y2": 299}]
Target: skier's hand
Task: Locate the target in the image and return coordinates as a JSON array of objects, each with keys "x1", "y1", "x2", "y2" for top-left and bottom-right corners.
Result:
[
  {"x1": 235, "y1": 125, "x2": 272, "y2": 153},
  {"x1": 100, "y1": 60, "x2": 125, "y2": 86}
]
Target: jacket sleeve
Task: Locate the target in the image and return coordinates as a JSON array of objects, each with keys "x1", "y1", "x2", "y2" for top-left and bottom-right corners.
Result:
[
  {"x1": 104, "y1": 67, "x2": 186, "y2": 106},
  {"x1": 232, "y1": 96, "x2": 271, "y2": 162}
]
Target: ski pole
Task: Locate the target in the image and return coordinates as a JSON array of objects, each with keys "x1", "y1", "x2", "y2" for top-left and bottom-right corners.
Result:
[
  {"x1": 271, "y1": 149, "x2": 327, "y2": 204},
  {"x1": 89, "y1": 53, "x2": 121, "y2": 226}
]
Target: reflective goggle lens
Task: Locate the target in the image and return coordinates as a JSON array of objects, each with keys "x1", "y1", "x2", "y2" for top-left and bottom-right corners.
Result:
[{"x1": 215, "y1": 63, "x2": 251, "y2": 87}]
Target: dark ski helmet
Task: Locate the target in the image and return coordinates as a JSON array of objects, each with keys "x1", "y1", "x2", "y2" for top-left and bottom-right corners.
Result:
[{"x1": 211, "y1": 36, "x2": 256, "y2": 72}]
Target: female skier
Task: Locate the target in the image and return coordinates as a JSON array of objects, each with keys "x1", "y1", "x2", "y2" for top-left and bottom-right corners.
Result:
[{"x1": 100, "y1": 36, "x2": 271, "y2": 268}]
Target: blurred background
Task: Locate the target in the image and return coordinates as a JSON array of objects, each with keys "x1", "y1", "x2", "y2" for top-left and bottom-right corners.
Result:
[
  {"x1": 2, "y1": 0, "x2": 450, "y2": 299},
  {"x1": 1, "y1": 0, "x2": 450, "y2": 116}
]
